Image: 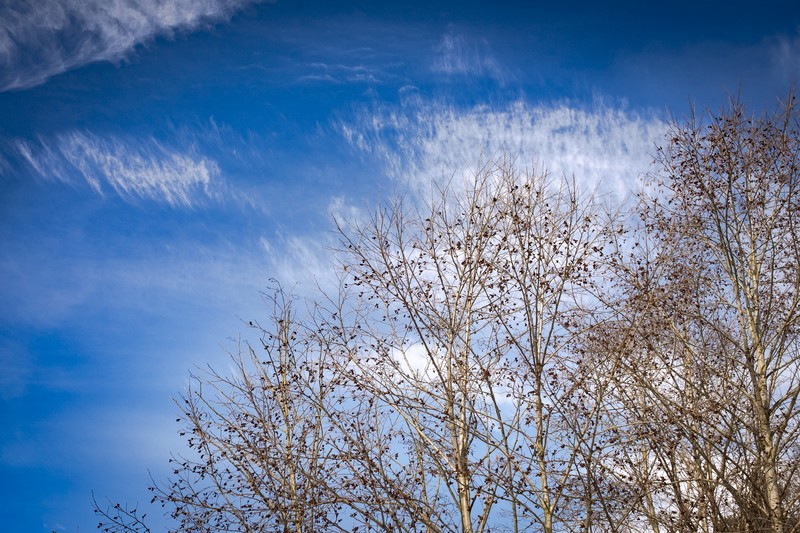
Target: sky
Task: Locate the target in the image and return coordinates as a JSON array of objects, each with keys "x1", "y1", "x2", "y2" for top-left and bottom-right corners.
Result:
[{"x1": 1, "y1": 0, "x2": 799, "y2": 530}]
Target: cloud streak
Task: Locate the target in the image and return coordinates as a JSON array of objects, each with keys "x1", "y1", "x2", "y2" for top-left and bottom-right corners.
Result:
[
  {"x1": 431, "y1": 30, "x2": 506, "y2": 82},
  {"x1": 770, "y1": 32, "x2": 800, "y2": 83},
  {"x1": 341, "y1": 98, "x2": 668, "y2": 196},
  {"x1": 17, "y1": 132, "x2": 219, "y2": 207},
  {"x1": 0, "y1": 0, "x2": 265, "y2": 91}
]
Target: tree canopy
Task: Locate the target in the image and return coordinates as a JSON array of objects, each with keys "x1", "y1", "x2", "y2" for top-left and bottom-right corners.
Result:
[{"x1": 97, "y1": 94, "x2": 800, "y2": 532}]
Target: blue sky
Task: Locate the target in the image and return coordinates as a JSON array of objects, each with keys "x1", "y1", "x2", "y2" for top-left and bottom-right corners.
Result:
[{"x1": 1, "y1": 0, "x2": 799, "y2": 530}]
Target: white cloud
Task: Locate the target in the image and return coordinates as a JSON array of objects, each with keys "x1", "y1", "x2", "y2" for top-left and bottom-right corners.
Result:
[
  {"x1": 431, "y1": 30, "x2": 505, "y2": 82},
  {"x1": 328, "y1": 195, "x2": 370, "y2": 234},
  {"x1": 341, "y1": 99, "x2": 668, "y2": 197},
  {"x1": 298, "y1": 62, "x2": 382, "y2": 84},
  {"x1": 0, "y1": 0, "x2": 266, "y2": 91},
  {"x1": 18, "y1": 132, "x2": 219, "y2": 207},
  {"x1": 391, "y1": 343, "x2": 441, "y2": 382},
  {"x1": 256, "y1": 195, "x2": 383, "y2": 294},
  {"x1": 770, "y1": 32, "x2": 800, "y2": 83},
  {"x1": 259, "y1": 233, "x2": 338, "y2": 293}
]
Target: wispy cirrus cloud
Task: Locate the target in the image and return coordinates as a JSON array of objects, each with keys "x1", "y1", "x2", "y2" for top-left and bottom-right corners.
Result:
[
  {"x1": 17, "y1": 132, "x2": 219, "y2": 207},
  {"x1": 770, "y1": 32, "x2": 800, "y2": 84},
  {"x1": 431, "y1": 30, "x2": 506, "y2": 82},
  {"x1": 341, "y1": 98, "x2": 668, "y2": 196},
  {"x1": 259, "y1": 231, "x2": 338, "y2": 293},
  {"x1": 0, "y1": 0, "x2": 266, "y2": 91},
  {"x1": 297, "y1": 62, "x2": 382, "y2": 84}
]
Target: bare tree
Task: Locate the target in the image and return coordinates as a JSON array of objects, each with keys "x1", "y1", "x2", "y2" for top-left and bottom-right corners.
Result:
[
  {"x1": 329, "y1": 160, "x2": 617, "y2": 532},
  {"x1": 602, "y1": 94, "x2": 800, "y2": 533},
  {"x1": 154, "y1": 287, "x2": 344, "y2": 532},
  {"x1": 96, "y1": 162, "x2": 621, "y2": 533}
]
